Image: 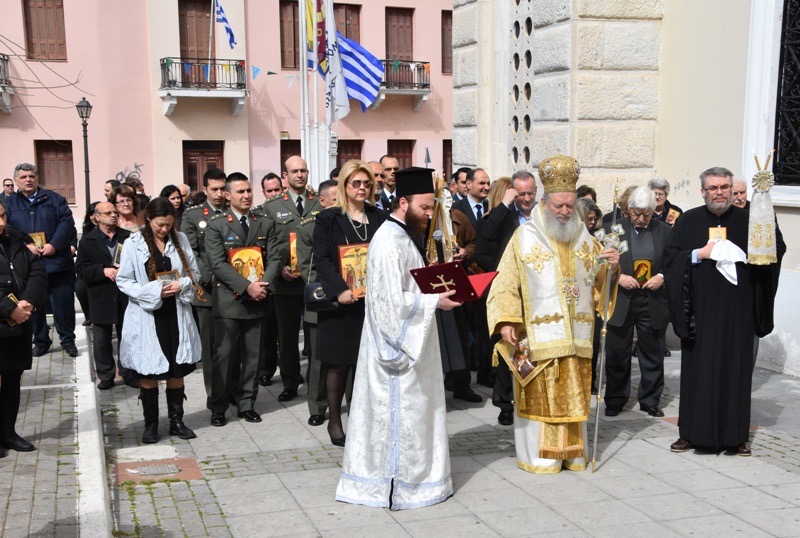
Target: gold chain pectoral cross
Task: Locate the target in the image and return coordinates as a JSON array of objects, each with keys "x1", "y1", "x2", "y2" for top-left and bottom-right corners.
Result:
[{"x1": 431, "y1": 274, "x2": 455, "y2": 291}]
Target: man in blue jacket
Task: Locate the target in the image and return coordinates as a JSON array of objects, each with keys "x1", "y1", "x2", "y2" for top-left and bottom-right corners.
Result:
[{"x1": 6, "y1": 164, "x2": 77, "y2": 357}]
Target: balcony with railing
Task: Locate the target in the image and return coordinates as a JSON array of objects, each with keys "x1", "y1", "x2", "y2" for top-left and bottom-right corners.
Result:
[
  {"x1": 0, "y1": 53, "x2": 15, "y2": 114},
  {"x1": 372, "y1": 59, "x2": 431, "y2": 112},
  {"x1": 157, "y1": 57, "x2": 248, "y2": 116}
]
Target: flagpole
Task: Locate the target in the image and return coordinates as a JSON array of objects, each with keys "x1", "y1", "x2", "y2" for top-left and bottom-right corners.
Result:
[
  {"x1": 208, "y1": 0, "x2": 215, "y2": 68},
  {"x1": 312, "y1": 2, "x2": 321, "y2": 187},
  {"x1": 299, "y1": 0, "x2": 309, "y2": 162}
]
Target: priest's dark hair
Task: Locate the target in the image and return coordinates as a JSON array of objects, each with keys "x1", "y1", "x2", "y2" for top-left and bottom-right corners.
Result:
[
  {"x1": 390, "y1": 195, "x2": 412, "y2": 212},
  {"x1": 699, "y1": 167, "x2": 733, "y2": 188}
]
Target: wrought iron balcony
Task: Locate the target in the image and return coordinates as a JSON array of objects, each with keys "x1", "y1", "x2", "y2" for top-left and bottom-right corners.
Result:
[
  {"x1": 0, "y1": 53, "x2": 15, "y2": 114},
  {"x1": 372, "y1": 59, "x2": 431, "y2": 112},
  {"x1": 157, "y1": 57, "x2": 248, "y2": 116}
]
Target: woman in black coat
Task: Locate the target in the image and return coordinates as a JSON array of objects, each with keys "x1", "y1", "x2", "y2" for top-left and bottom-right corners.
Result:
[
  {"x1": 312, "y1": 160, "x2": 385, "y2": 446},
  {"x1": 0, "y1": 200, "x2": 48, "y2": 455}
]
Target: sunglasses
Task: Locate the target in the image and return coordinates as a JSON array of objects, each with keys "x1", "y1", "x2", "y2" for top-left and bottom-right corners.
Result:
[{"x1": 348, "y1": 179, "x2": 373, "y2": 189}]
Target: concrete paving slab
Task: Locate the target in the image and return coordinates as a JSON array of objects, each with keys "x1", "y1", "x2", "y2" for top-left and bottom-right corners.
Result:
[
  {"x1": 401, "y1": 514, "x2": 500, "y2": 537},
  {"x1": 694, "y1": 485, "x2": 795, "y2": 513},
  {"x1": 737, "y1": 507, "x2": 800, "y2": 537},
  {"x1": 662, "y1": 513, "x2": 772, "y2": 536},
  {"x1": 478, "y1": 506, "x2": 584, "y2": 536}
]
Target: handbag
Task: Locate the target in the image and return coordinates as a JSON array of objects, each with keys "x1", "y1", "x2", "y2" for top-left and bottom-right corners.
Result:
[{"x1": 304, "y1": 252, "x2": 338, "y2": 312}]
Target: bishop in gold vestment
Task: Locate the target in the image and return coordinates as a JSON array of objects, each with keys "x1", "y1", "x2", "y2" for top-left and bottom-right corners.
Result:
[{"x1": 487, "y1": 155, "x2": 619, "y2": 474}]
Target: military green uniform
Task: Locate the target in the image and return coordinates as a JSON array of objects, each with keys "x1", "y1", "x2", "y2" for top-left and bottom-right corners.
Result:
[
  {"x1": 205, "y1": 209, "x2": 272, "y2": 415},
  {"x1": 180, "y1": 201, "x2": 225, "y2": 406},
  {"x1": 295, "y1": 215, "x2": 328, "y2": 417},
  {"x1": 261, "y1": 190, "x2": 321, "y2": 392}
]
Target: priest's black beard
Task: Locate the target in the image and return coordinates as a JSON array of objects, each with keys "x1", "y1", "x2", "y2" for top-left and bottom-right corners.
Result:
[
  {"x1": 544, "y1": 209, "x2": 583, "y2": 243},
  {"x1": 405, "y1": 206, "x2": 429, "y2": 244}
]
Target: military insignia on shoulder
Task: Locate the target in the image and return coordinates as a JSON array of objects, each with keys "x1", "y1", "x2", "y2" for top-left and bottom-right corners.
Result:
[
  {"x1": 227, "y1": 214, "x2": 234, "y2": 222},
  {"x1": 300, "y1": 216, "x2": 316, "y2": 225},
  {"x1": 265, "y1": 193, "x2": 282, "y2": 202},
  {"x1": 209, "y1": 212, "x2": 225, "y2": 221}
]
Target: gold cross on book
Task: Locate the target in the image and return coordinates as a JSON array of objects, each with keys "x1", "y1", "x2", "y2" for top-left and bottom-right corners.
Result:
[{"x1": 431, "y1": 274, "x2": 455, "y2": 291}]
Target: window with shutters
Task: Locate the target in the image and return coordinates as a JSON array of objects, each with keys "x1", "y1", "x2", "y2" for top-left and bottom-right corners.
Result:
[
  {"x1": 183, "y1": 141, "x2": 224, "y2": 192},
  {"x1": 443, "y1": 139, "x2": 452, "y2": 177},
  {"x1": 442, "y1": 11, "x2": 452, "y2": 74},
  {"x1": 280, "y1": 1, "x2": 300, "y2": 69},
  {"x1": 178, "y1": 0, "x2": 215, "y2": 86},
  {"x1": 23, "y1": 0, "x2": 67, "y2": 61},
  {"x1": 387, "y1": 140, "x2": 414, "y2": 170},
  {"x1": 35, "y1": 140, "x2": 74, "y2": 203},
  {"x1": 385, "y1": 8, "x2": 413, "y2": 61},
  {"x1": 336, "y1": 140, "x2": 363, "y2": 168},
  {"x1": 334, "y1": 4, "x2": 360, "y2": 42}
]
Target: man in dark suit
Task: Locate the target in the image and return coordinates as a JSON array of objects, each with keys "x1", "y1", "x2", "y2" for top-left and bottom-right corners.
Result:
[
  {"x1": 452, "y1": 168, "x2": 490, "y2": 231},
  {"x1": 75, "y1": 201, "x2": 135, "y2": 389},
  {"x1": 378, "y1": 155, "x2": 400, "y2": 211},
  {"x1": 181, "y1": 168, "x2": 227, "y2": 404},
  {"x1": 604, "y1": 187, "x2": 672, "y2": 418},
  {"x1": 451, "y1": 167, "x2": 471, "y2": 202},
  {"x1": 648, "y1": 177, "x2": 683, "y2": 226},
  {"x1": 474, "y1": 171, "x2": 538, "y2": 425},
  {"x1": 262, "y1": 155, "x2": 322, "y2": 402},
  {"x1": 205, "y1": 173, "x2": 272, "y2": 426}
]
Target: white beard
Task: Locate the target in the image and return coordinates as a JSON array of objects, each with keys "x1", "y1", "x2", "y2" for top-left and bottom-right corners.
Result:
[{"x1": 544, "y1": 210, "x2": 583, "y2": 244}]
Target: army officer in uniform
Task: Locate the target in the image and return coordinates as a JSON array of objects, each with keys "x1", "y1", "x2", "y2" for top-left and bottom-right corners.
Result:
[{"x1": 205, "y1": 172, "x2": 272, "y2": 426}]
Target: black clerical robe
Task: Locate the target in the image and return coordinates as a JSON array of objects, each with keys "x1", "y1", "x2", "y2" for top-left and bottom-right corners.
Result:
[{"x1": 663, "y1": 205, "x2": 783, "y2": 448}]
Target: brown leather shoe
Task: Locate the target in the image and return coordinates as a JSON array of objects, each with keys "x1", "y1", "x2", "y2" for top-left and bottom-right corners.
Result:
[
  {"x1": 670, "y1": 438, "x2": 692, "y2": 453},
  {"x1": 737, "y1": 443, "x2": 751, "y2": 457}
]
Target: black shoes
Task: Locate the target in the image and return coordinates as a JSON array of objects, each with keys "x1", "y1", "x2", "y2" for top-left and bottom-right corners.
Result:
[
  {"x1": 498, "y1": 409, "x2": 514, "y2": 426},
  {"x1": 63, "y1": 343, "x2": 79, "y2": 357},
  {"x1": 308, "y1": 415, "x2": 325, "y2": 426},
  {"x1": 278, "y1": 389, "x2": 297, "y2": 402},
  {"x1": 737, "y1": 443, "x2": 751, "y2": 457},
  {"x1": 665, "y1": 349, "x2": 672, "y2": 357},
  {"x1": 258, "y1": 375, "x2": 273, "y2": 387},
  {"x1": 640, "y1": 404, "x2": 665, "y2": 417},
  {"x1": 605, "y1": 406, "x2": 622, "y2": 417},
  {"x1": 1, "y1": 434, "x2": 35, "y2": 452},
  {"x1": 97, "y1": 379, "x2": 114, "y2": 390},
  {"x1": 330, "y1": 435, "x2": 346, "y2": 447},
  {"x1": 237, "y1": 410, "x2": 262, "y2": 423},
  {"x1": 453, "y1": 390, "x2": 483, "y2": 403},
  {"x1": 670, "y1": 438, "x2": 692, "y2": 453},
  {"x1": 211, "y1": 412, "x2": 227, "y2": 427},
  {"x1": 32, "y1": 343, "x2": 50, "y2": 357}
]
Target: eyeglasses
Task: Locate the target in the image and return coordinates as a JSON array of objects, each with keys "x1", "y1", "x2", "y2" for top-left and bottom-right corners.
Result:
[
  {"x1": 629, "y1": 209, "x2": 653, "y2": 218},
  {"x1": 348, "y1": 179, "x2": 373, "y2": 189},
  {"x1": 115, "y1": 199, "x2": 133, "y2": 205},
  {"x1": 2, "y1": 184, "x2": 12, "y2": 188},
  {"x1": 702, "y1": 184, "x2": 732, "y2": 194},
  {"x1": 653, "y1": 192, "x2": 666, "y2": 198}
]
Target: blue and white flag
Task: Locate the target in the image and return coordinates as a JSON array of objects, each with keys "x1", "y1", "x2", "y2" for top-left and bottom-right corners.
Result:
[
  {"x1": 215, "y1": 0, "x2": 237, "y2": 49},
  {"x1": 337, "y1": 32, "x2": 384, "y2": 112},
  {"x1": 325, "y1": 0, "x2": 350, "y2": 123}
]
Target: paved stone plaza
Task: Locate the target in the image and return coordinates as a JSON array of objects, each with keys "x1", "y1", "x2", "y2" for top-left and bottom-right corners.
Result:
[{"x1": 4, "y1": 315, "x2": 800, "y2": 536}]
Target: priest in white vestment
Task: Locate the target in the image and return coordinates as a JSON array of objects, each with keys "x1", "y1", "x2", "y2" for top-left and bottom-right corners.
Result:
[
  {"x1": 336, "y1": 167, "x2": 462, "y2": 510},
  {"x1": 487, "y1": 155, "x2": 619, "y2": 474}
]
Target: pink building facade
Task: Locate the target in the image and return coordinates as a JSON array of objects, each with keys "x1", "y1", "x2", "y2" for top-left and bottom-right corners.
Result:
[{"x1": 0, "y1": 0, "x2": 454, "y2": 218}]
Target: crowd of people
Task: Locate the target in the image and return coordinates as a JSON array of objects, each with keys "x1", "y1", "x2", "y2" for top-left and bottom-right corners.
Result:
[{"x1": 0, "y1": 154, "x2": 784, "y2": 513}]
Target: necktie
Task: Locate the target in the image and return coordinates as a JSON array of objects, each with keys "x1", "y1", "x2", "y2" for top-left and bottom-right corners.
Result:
[
  {"x1": 240, "y1": 215, "x2": 249, "y2": 238},
  {"x1": 475, "y1": 203, "x2": 483, "y2": 220},
  {"x1": 296, "y1": 196, "x2": 304, "y2": 214}
]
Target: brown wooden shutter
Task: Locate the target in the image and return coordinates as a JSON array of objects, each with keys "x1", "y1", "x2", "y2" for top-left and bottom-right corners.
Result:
[
  {"x1": 443, "y1": 140, "x2": 452, "y2": 177},
  {"x1": 280, "y1": 140, "x2": 302, "y2": 172},
  {"x1": 183, "y1": 141, "x2": 224, "y2": 192},
  {"x1": 386, "y1": 8, "x2": 413, "y2": 61},
  {"x1": 24, "y1": 0, "x2": 67, "y2": 60},
  {"x1": 334, "y1": 4, "x2": 360, "y2": 41},
  {"x1": 280, "y1": 1, "x2": 299, "y2": 69},
  {"x1": 334, "y1": 4, "x2": 347, "y2": 38},
  {"x1": 336, "y1": 140, "x2": 363, "y2": 168},
  {"x1": 387, "y1": 140, "x2": 414, "y2": 170},
  {"x1": 35, "y1": 140, "x2": 75, "y2": 203},
  {"x1": 442, "y1": 11, "x2": 452, "y2": 74}
]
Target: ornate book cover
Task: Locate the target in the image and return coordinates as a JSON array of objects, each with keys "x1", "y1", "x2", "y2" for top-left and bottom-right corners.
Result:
[
  {"x1": 228, "y1": 246, "x2": 264, "y2": 282},
  {"x1": 410, "y1": 261, "x2": 498, "y2": 303},
  {"x1": 338, "y1": 243, "x2": 369, "y2": 299}
]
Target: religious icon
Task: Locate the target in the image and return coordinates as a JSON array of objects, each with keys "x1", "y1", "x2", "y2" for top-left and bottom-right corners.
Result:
[
  {"x1": 4, "y1": 293, "x2": 18, "y2": 326},
  {"x1": 228, "y1": 246, "x2": 264, "y2": 282},
  {"x1": 29, "y1": 232, "x2": 46, "y2": 249},
  {"x1": 708, "y1": 227, "x2": 727, "y2": 241},
  {"x1": 112, "y1": 243, "x2": 124, "y2": 268},
  {"x1": 338, "y1": 243, "x2": 369, "y2": 299},
  {"x1": 666, "y1": 208, "x2": 681, "y2": 225},
  {"x1": 155, "y1": 270, "x2": 180, "y2": 282},
  {"x1": 633, "y1": 260, "x2": 652, "y2": 284},
  {"x1": 289, "y1": 233, "x2": 301, "y2": 276}
]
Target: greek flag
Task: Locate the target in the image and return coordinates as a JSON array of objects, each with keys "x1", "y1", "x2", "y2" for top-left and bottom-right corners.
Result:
[
  {"x1": 337, "y1": 32, "x2": 384, "y2": 112},
  {"x1": 215, "y1": 0, "x2": 237, "y2": 49}
]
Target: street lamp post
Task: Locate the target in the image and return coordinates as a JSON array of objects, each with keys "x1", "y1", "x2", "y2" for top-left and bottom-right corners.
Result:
[{"x1": 75, "y1": 97, "x2": 93, "y2": 209}]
